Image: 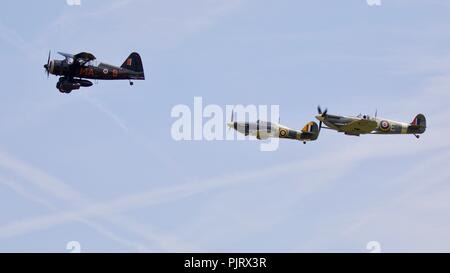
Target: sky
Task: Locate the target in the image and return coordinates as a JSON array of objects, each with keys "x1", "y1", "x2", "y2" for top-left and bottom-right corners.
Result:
[{"x1": 0, "y1": 0, "x2": 450, "y2": 252}]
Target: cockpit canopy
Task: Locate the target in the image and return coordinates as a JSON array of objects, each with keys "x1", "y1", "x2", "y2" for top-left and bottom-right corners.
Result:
[
  {"x1": 357, "y1": 114, "x2": 372, "y2": 120},
  {"x1": 58, "y1": 51, "x2": 97, "y2": 67}
]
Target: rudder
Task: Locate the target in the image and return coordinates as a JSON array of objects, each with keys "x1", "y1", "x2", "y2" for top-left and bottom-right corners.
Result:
[
  {"x1": 412, "y1": 114, "x2": 426, "y2": 127},
  {"x1": 121, "y1": 52, "x2": 145, "y2": 75},
  {"x1": 301, "y1": 121, "x2": 320, "y2": 140},
  {"x1": 410, "y1": 114, "x2": 426, "y2": 134}
]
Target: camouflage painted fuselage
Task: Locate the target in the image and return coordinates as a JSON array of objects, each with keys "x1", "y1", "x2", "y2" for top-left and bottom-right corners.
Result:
[
  {"x1": 228, "y1": 120, "x2": 319, "y2": 142},
  {"x1": 317, "y1": 113, "x2": 426, "y2": 136}
]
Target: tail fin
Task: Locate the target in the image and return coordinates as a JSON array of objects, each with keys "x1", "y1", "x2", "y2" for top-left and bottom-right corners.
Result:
[
  {"x1": 301, "y1": 121, "x2": 320, "y2": 140},
  {"x1": 410, "y1": 114, "x2": 426, "y2": 134},
  {"x1": 121, "y1": 52, "x2": 145, "y2": 77},
  {"x1": 411, "y1": 114, "x2": 426, "y2": 127}
]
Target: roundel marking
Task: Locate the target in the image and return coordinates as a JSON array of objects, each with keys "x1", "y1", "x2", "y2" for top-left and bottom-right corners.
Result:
[
  {"x1": 279, "y1": 129, "x2": 287, "y2": 137},
  {"x1": 380, "y1": 120, "x2": 391, "y2": 132},
  {"x1": 103, "y1": 68, "x2": 109, "y2": 74}
]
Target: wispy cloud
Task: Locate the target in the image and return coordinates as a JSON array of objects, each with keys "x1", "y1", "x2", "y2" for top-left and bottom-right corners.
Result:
[
  {"x1": 80, "y1": 93, "x2": 187, "y2": 181},
  {"x1": 0, "y1": 176, "x2": 151, "y2": 251},
  {"x1": 1, "y1": 124, "x2": 447, "y2": 246},
  {"x1": 0, "y1": 23, "x2": 39, "y2": 59},
  {"x1": 338, "y1": 151, "x2": 450, "y2": 252},
  {"x1": 0, "y1": 150, "x2": 195, "y2": 251}
]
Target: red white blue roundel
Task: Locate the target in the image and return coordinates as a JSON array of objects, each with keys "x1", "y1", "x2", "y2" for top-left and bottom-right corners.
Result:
[{"x1": 380, "y1": 120, "x2": 390, "y2": 131}]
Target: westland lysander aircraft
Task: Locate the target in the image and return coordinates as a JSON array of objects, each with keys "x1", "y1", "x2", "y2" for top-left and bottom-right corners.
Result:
[
  {"x1": 315, "y1": 106, "x2": 426, "y2": 139},
  {"x1": 44, "y1": 51, "x2": 145, "y2": 93},
  {"x1": 227, "y1": 113, "x2": 320, "y2": 144}
]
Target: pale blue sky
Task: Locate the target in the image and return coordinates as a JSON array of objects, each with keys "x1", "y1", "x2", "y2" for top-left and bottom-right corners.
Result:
[{"x1": 1, "y1": 0, "x2": 450, "y2": 252}]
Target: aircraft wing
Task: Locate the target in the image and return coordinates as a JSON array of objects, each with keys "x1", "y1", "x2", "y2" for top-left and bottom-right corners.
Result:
[
  {"x1": 58, "y1": 52, "x2": 74, "y2": 59},
  {"x1": 256, "y1": 131, "x2": 271, "y2": 140},
  {"x1": 340, "y1": 119, "x2": 378, "y2": 134}
]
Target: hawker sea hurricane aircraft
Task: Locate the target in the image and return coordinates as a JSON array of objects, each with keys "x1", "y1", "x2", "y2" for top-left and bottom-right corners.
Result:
[
  {"x1": 44, "y1": 51, "x2": 145, "y2": 93},
  {"x1": 227, "y1": 113, "x2": 320, "y2": 144},
  {"x1": 315, "y1": 106, "x2": 426, "y2": 139}
]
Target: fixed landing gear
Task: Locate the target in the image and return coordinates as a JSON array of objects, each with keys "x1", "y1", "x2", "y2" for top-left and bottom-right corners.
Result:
[
  {"x1": 414, "y1": 134, "x2": 420, "y2": 139},
  {"x1": 303, "y1": 141, "x2": 306, "y2": 144},
  {"x1": 56, "y1": 81, "x2": 72, "y2": 94},
  {"x1": 129, "y1": 80, "x2": 134, "y2": 86}
]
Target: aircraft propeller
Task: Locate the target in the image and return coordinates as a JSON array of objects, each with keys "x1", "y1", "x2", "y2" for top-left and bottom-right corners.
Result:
[
  {"x1": 317, "y1": 105, "x2": 328, "y2": 116},
  {"x1": 228, "y1": 110, "x2": 235, "y2": 131},
  {"x1": 44, "y1": 51, "x2": 51, "y2": 78},
  {"x1": 317, "y1": 105, "x2": 328, "y2": 131}
]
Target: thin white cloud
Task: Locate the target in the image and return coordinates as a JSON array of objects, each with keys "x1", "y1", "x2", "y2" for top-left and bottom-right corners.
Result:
[
  {"x1": 81, "y1": 94, "x2": 130, "y2": 132},
  {"x1": 0, "y1": 150, "x2": 195, "y2": 251},
  {"x1": 80, "y1": 93, "x2": 186, "y2": 180},
  {"x1": 1, "y1": 127, "x2": 447, "y2": 243},
  {"x1": 0, "y1": 176, "x2": 151, "y2": 251},
  {"x1": 0, "y1": 23, "x2": 39, "y2": 59}
]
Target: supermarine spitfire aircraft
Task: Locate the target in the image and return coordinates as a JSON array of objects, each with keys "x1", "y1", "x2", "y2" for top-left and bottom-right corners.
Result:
[
  {"x1": 44, "y1": 51, "x2": 145, "y2": 93},
  {"x1": 315, "y1": 106, "x2": 426, "y2": 139},
  {"x1": 227, "y1": 112, "x2": 320, "y2": 144}
]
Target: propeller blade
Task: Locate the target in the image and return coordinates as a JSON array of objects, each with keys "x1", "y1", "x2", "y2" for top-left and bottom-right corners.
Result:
[
  {"x1": 318, "y1": 105, "x2": 328, "y2": 117},
  {"x1": 44, "y1": 50, "x2": 51, "y2": 78},
  {"x1": 228, "y1": 111, "x2": 234, "y2": 132},
  {"x1": 319, "y1": 121, "x2": 322, "y2": 132}
]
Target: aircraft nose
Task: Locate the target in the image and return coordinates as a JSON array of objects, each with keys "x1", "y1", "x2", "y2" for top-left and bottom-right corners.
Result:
[
  {"x1": 48, "y1": 60, "x2": 55, "y2": 74},
  {"x1": 315, "y1": 115, "x2": 324, "y2": 121},
  {"x1": 227, "y1": 122, "x2": 234, "y2": 129}
]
